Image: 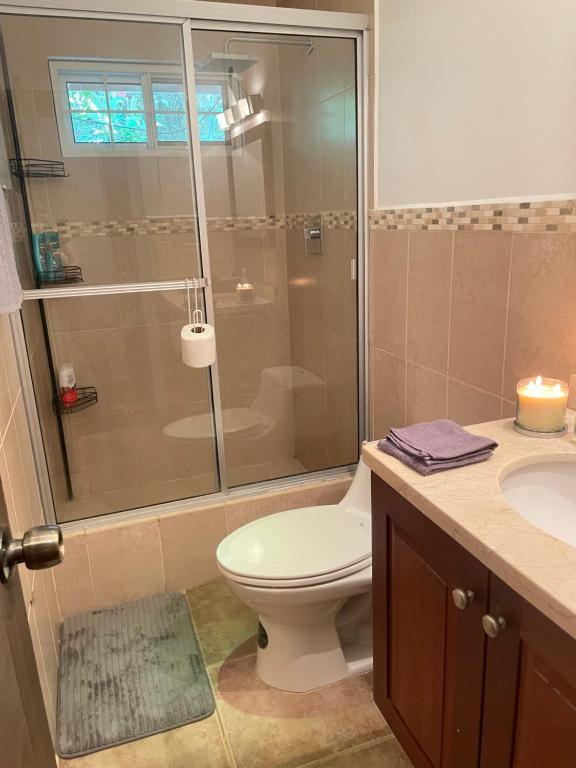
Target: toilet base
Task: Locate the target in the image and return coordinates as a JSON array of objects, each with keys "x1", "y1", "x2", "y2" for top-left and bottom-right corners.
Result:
[{"x1": 255, "y1": 611, "x2": 373, "y2": 693}]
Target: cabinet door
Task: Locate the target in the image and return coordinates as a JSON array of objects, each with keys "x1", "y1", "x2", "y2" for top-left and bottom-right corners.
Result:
[
  {"x1": 372, "y1": 476, "x2": 489, "y2": 768},
  {"x1": 481, "y1": 577, "x2": 576, "y2": 768}
]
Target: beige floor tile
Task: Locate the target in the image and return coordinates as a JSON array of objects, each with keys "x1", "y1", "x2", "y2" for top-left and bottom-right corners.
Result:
[
  {"x1": 304, "y1": 737, "x2": 413, "y2": 767},
  {"x1": 211, "y1": 656, "x2": 389, "y2": 768},
  {"x1": 59, "y1": 716, "x2": 231, "y2": 768},
  {"x1": 187, "y1": 579, "x2": 258, "y2": 667}
]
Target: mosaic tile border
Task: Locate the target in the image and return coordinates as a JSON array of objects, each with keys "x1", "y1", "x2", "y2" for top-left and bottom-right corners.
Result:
[
  {"x1": 31, "y1": 210, "x2": 357, "y2": 238},
  {"x1": 369, "y1": 199, "x2": 576, "y2": 233}
]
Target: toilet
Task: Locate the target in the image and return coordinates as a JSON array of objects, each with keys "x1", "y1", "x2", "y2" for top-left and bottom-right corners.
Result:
[{"x1": 216, "y1": 458, "x2": 372, "y2": 693}]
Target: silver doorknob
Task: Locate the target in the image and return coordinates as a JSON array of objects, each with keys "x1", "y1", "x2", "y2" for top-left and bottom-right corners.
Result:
[
  {"x1": 452, "y1": 588, "x2": 475, "y2": 610},
  {"x1": 0, "y1": 525, "x2": 64, "y2": 584},
  {"x1": 482, "y1": 614, "x2": 507, "y2": 638}
]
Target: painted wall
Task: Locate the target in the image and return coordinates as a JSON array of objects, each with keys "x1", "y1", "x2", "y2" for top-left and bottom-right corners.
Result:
[
  {"x1": 376, "y1": 0, "x2": 576, "y2": 207},
  {"x1": 370, "y1": 1, "x2": 576, "y2": 438}
]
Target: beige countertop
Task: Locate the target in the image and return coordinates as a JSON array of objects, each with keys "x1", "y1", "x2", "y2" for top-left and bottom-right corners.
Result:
[{"x1": 363, "y1": 413, "x2": 576, "y2": 640}]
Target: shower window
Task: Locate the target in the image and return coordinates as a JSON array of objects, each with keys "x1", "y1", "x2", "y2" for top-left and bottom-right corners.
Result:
[
  {"x1": 51, "y1": 61, "x2": 224, "y2": 154},
  {"x1": 195, "y1": 83, "x2": 227, "y2": 143}
]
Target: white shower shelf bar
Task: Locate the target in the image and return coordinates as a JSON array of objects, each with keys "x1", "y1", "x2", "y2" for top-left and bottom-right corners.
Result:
[{"x1": 22, "y1": 277, "x2": 211, "y2": 301}]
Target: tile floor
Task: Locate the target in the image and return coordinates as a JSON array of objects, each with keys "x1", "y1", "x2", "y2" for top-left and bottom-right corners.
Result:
[{"x1": 59, "y1": 579, "x2": 413, "y2": 768}]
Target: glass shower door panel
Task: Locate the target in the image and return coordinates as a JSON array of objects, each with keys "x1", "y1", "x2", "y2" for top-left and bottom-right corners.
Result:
[
  {"x1": 0, "y1": 13, "x2": 221, "y2": 520},
  {"x1": 191, "y1": 29, "x2": 359, "y2": 488},
  {"x1": 43, "y1": 292, "x2": 217, "y2": 523},
  {"x1": 0, "y1": 14, "x2": 201, "y2": 287}
]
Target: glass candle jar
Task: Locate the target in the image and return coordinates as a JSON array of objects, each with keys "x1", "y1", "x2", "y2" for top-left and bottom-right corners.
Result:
[{"x1": 516, "y1": 376, "x2": 569, "y2": 433}]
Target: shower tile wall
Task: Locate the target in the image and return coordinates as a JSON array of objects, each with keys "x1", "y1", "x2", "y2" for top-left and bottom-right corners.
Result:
[
  {"x1": 278, "y1": 36, "x2": 359, "y2": 471},
  {"x1": 368, "y1": 207, "x2": 576, "y2": 436},
  {"x1": 193, "y1": 29, "x2": 295, "y2": 487}
]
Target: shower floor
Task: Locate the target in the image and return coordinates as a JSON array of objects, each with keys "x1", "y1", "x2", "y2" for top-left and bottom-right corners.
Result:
[{"x1": 57, "y1": 578, "x2": 413, "y2": 768}]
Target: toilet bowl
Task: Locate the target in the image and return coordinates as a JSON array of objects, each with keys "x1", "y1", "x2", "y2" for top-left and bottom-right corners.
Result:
[{"x1": 216, "y1": 457, "x2": 372, "y2": 693}]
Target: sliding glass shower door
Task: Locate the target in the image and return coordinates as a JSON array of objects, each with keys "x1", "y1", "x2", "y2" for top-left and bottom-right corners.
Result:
[
  {"x1": 1, "y1": 9, "x2": 362, "y2": 524},
  {"x1": 191, "y1": 27, "x2": 360, "y2": 488},
  {"x1": 0, "y1": 14, "x2": 219, "y2": 522}
]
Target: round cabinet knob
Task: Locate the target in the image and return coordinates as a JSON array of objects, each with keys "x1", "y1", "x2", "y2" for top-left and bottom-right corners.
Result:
[
  {"x1": 482, "y1": 614, "x2": 507, "y2": 638},
  {"x1": 452, "y1": 588, "x2": 475, "y2": 610}
]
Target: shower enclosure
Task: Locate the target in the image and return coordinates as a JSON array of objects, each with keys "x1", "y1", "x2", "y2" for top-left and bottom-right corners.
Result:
[{"x1": 0, "y1": 1, "x2": 367, "y2": 525}]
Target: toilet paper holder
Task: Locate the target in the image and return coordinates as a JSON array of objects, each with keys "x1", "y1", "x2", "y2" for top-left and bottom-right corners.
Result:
[
  {"x1": 181, "y1": 277, "x2": 217, "y2": 368},
  {"x1": 186, "y1": 277, "x2": 206, "y2": 331}
]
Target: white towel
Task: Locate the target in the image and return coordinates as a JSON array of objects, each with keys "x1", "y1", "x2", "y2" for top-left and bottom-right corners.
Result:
[{"x1": 0, "y1": 190, "x2": 22, "y2": 314}]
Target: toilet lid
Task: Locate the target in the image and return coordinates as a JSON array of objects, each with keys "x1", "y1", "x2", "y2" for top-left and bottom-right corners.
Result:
[{"x1": 217, "y1": 505, "x2": 371, "y2": 581}]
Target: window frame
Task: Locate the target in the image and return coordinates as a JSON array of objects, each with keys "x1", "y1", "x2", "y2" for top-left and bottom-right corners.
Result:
[{"x1": 49, "y1": 58, "x2": 227, "y2": 157}]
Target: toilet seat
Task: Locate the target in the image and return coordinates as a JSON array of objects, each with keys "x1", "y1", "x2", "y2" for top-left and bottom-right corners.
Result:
[
  {"x1": 219, "y1": 556, "x2": 372, "y2": 588},
  {"x1": 217, "y1": 504, "x2": 371, "y2": 588}
]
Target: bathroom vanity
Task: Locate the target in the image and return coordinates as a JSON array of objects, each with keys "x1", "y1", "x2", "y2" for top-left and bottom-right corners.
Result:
[{"x1": 363, "y1": 417, "x2": 576, "y2": 768}]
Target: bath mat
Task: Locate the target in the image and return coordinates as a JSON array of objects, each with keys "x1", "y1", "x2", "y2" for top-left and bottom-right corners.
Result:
[{"x1": 57, "y1": 592, "x2": 215, "y2": 758}]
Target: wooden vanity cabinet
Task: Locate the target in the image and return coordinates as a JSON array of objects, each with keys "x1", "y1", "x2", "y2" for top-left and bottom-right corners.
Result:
[
  {"x1": 372, "y1": 475, "x2": 489, "y2": 768},
  {"x1": 372, "y1": 473, "x2": 576, "y2": 768},
  {"x1": 480, "y1": 576, "x2": 576, "y2": 768}
]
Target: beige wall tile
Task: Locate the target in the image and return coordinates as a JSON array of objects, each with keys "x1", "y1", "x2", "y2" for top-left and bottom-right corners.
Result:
[
  {"x1": 407, "y1": 231, "x2": 453, "y2": 373},
  {"x1": 0, "y1": 343, "x2": 13, "y2": 433},
  {"x1": 405, "y1": 362, "x2": 447, "y2": 425},
  {"x1": 449, "y1": 231, "x2": 512, "y2": 395},
  {"x1": 503, "y1": 233, "x2": 576, "y2": 400},
  {"x1": 447, "y1": 379, "x2": 502, "y2": 427},
  {"x1": 13, "y1": 396, "x2": 43, "y2": 527},
  {"x1": 159, "y1": 506, "x2": 227, "y2": 591},
  {"x1": 0, "y1": 315, "x2": 20, "y2": 406},
  {"x1": 502, "y1": 399, "x2": 517, "y2": 419},
  {"x1": 87, "y1": 519, "x2": 164, "y2": 610},
  {"x1": 28, "y1": 609, "x2": 55, "y2": 735},
  {"x1": 53, "y1": 532, "x2": 95, "y2": 620},
  {"x1": 370, "y1": 230, "x2": 408, "y2": 357},
  {"x1": 225, "y1": 476, "x2": 351, "y2": 533},
  {"x1": 1, "y1": 416, "x2": 33, "y2": 537},
  {"x1": 371, "y1": 348, "x2": 405, "y2": 438},
  {"x1": 30, "y1": 571, "x2": 60, "y2": 720}
]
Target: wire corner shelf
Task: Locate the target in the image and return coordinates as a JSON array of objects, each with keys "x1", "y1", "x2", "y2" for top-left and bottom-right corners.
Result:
[
  {"x1": 10, "y1": 158, "x2": 68, "y2": 179},
  {"x1": 37, "y1": 265, "x2": 83, "y2": 287},
  {"x1": 55, "y1": 386, "x2": 98, "y2": 415}
]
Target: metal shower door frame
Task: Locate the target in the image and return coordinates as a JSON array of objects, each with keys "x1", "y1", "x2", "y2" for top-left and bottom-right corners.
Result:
[
  {"x1": 0, "y1": 0, "x2": 369, "y2": 529},
  {"x1": 182, "y1": 16, "x2": 368, "y2": 493}
]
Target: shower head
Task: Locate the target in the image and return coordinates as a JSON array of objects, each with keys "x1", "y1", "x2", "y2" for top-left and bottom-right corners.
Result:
[{"x1": 195, "y1": 52, "x2": 259, "y2": 75}]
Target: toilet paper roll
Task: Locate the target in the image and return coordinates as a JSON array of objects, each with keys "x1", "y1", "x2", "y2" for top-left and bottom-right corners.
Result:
[{"x1": 181, "y1": 323, "x2": 216, "y2": 368}]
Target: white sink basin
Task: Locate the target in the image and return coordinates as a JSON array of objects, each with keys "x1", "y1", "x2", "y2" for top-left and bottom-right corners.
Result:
[{"x1": 501, "y1": 461, "x2": 576, "y2": 547}]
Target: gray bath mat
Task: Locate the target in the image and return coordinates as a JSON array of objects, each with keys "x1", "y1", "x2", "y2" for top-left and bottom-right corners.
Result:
[{"x1": 57, "y1": 592, "x2": 215, "y2": 758}]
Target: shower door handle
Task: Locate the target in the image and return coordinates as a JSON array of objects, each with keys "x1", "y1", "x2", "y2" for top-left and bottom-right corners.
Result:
[{"x1": 0, "y1": 524, "x2": 64, "y2": 585}]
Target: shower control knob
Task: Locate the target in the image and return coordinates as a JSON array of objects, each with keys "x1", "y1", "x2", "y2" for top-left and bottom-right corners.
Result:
[
  {"x1": 452, "y1": 588, "x2": 475, "y2": 610},
  {"x1": 0, "y1": 524, "x2": 64, "y2": 584}
]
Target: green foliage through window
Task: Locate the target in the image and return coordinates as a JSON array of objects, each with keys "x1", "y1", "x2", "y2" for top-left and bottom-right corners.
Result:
[{"x1": 65, "y1": 75, "x2": 226, "y2": 147}]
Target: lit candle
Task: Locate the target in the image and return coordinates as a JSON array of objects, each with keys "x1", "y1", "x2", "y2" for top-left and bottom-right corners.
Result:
[{"x1": 516, "y1": 376, "x2": 568, "y2": 433}]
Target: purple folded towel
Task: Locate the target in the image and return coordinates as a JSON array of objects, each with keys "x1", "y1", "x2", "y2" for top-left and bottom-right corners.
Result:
[{"x1": 377, "y1": 419, "x2": 498, "y2": 476}]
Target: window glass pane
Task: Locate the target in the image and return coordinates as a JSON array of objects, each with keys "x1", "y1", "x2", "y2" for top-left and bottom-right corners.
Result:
[
  {"x1": 152, "y1": 81, "x2": 185, "y2": 112},
  {"x1": 110, "y1": 112, "x2": 147, "y2": 143},
  {"x1": 71, "y1": 112, "x2": 111, "y2": 143},
  {"x1": 155, "y1": 112, "x2": 188, "y2": 143},
  {"x1": 198, "y1": 112, "x2": 225, "y2": 143},
  {"x1": 196, "y1": 83, "x2": 224, "y2": 114},
  {"x1": 108, "y1": 84, "x2": 144, "y2": 111},
  {"x1": 67, "y1": 84, "x2": 107, "y2": 111}
]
